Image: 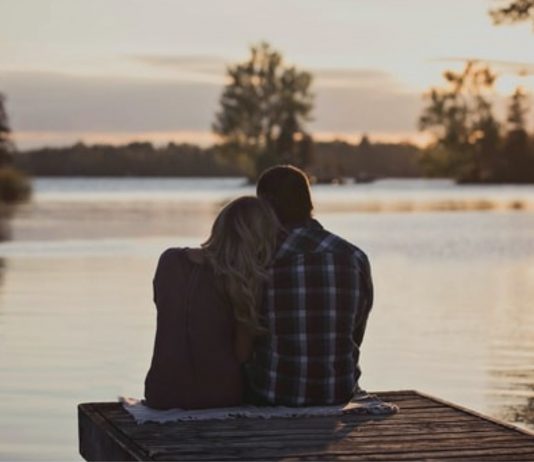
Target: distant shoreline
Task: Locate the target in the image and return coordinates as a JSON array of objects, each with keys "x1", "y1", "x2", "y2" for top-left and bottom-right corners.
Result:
[{"x1": 18, "y1": 177, "x2": 534, "y2": 216}]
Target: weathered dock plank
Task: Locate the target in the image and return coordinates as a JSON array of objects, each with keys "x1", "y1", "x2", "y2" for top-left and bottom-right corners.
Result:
[{"x1": 78, "y1": 390, "x2": 534, "y2": 461}]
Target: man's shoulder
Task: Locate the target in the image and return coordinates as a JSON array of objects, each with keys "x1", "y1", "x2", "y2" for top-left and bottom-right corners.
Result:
[{"x1": 276, "y1": 220, "x2": 369, "y2": 263}]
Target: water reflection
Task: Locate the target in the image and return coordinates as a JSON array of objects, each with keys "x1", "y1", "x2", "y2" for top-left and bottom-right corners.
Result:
[
  {"x1": 483, "y1": 260, "x2": 534, "y2": 430},
  {"x1": 1, "y1": 179, "x2": 534, "y2": 460},
  {"x1": 490, "y1": 381, "x2": 534, "y2": 430},
  {"x1": 321, "y1": 211, "x2": 534, "y2": 432}
]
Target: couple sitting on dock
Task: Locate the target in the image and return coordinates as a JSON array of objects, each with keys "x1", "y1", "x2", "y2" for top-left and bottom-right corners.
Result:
[{"x1": 144, "y1": 165, "x2": 373, "y2": 410}]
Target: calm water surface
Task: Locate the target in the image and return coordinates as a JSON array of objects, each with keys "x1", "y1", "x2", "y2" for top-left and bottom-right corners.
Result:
[{"x1": 1, "y1": 178, "x2": 534, "y2": 460}]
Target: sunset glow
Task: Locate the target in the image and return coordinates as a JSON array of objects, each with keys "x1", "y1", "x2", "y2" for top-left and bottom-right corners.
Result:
[{"x1": 2, "y1": 0, "x2": 534, "y2": 149}]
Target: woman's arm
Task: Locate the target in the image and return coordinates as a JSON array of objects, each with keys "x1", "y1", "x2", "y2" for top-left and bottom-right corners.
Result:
[{"x1": 234, "y1": 322, "x2": 254, "y2": 363}]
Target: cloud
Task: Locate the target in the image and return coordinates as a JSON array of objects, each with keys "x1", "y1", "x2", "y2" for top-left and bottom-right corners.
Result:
[
  {"x1": 1, "y1": 69, "x2": 423, "y2": 149},
  {"x1": 128, "y1": 54, "x2": 228, "y2": 85},
  {"x1": 314, "y1": 68, "x2": 398, "y2": 89},
  {"x1": 433, "y1": 57, "x2": 534, "y2": 76},
  {"x1": 130, "y1": 54, "x2": 228, "y2": 74},
  {"x1": 0, "y1": 71, "x2": 221, "y2": 132},
  {"x1": 130, "y1": 53, "x2": 401, "y2": 89},
  {"x1": 316, "y1": 69, "x2": 389, "y2": 80},
  {"x1": 312, "y1": 85, "x2": 421, "y2": 132}
]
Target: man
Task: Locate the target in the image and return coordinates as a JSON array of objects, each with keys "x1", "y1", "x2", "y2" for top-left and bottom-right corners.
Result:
[{"x1": 246, "y1": 165, "x2": 373, "y2": 406}]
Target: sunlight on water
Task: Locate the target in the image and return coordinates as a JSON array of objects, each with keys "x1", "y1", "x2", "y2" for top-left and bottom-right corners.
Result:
[
  {"x1": 1, "y1": 178, "x2": 534, "y2": 460},
  {"x1": 28, "y1": 177, "x2": 534, "y2": 210}
]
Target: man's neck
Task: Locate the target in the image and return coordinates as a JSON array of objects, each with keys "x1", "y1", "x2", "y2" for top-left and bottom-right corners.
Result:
[{"x1": 284, "y1": 217, "x2": 319, "y2": 231}]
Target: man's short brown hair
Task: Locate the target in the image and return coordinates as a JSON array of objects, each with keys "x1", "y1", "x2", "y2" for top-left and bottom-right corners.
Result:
[{"x1": 256, "y1": 165, "x2": 313, "y2": 227}]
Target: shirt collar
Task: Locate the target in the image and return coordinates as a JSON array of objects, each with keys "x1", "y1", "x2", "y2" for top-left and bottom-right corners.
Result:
[{"x1": 285, "y1": 218, "x2": 323, "y2": 232}]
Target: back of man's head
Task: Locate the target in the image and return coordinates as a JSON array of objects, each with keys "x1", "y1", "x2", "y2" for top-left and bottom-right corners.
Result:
[{"x1": 256, "y1": 165, "x2": 313, "y2": 227}]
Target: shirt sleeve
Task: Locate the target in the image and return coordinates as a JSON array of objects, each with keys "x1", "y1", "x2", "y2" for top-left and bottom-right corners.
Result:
[
  {"x1": 353, "y1": 252, "x2": 373, "y2": 346},
  {"x1": 361, "y1": 253, "x2": 373, "y2": 315},
  {"x1": 152, "y1": 248, "x2": 178, "y2": 307}
]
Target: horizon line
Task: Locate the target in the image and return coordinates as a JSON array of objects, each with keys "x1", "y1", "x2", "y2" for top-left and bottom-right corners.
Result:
[{"x1": 12, "y1": 130, "x2": 432, "y2": 151}]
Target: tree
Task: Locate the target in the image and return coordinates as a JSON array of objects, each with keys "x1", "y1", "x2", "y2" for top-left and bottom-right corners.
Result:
[
  {"x1": 0, "y1": 93, "x2": 31, "y2": 204},
  {"x1": 490, "y1": 0, "x2": 534, "y2": 26},
  {"x1": 418, "y1": 61, "x2": 502, "y2": 181},
  {"x1": 213, "y1": 42, "x2": 314, "y2": 180},
  {"x1": 0, "y1": 93, "x2": 14, "y2": 166},
  {"x1": 502, "y1": 87, "x2": 534, "y2": 181},
  {"x1": 357, "y1": 134, "x2": 376, "y2": 177},
  {"x1": 487, "y1": 2, "x2": 534, "y2": 182},
  {"x1": 507, "y1": 87, "x2": 529, "y2": 131}
]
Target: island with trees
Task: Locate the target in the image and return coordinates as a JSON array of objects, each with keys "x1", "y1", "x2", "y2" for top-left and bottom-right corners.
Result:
[
  {"x1": 0, "y1": 93, "x2": 31, "y2": 209},
  {"x1": 11, "y1": 42, "x2": 423, "y2": 182}
]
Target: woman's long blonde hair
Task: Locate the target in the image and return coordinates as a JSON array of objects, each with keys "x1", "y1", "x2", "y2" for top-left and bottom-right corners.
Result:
[{"x1": 202, "y1": 196, "x2": 281, "y2": 333}]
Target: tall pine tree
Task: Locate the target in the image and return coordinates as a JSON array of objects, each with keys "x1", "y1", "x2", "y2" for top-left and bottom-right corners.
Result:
[
  {"x1": 503, "y1": 87, "x2": 533, "y2": 181},
  {"x1": 0, "y1": 93, "x2": 14, "y2": 166}
]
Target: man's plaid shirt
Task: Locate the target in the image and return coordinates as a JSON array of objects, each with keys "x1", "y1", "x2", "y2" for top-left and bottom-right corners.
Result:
[{"x1": 247, "y1": 219, "x2": 373, "y2": 406}]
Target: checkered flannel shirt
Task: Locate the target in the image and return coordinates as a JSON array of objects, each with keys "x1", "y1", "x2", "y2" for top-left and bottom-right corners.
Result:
[{"x1": 248, "y1": 219, "x2": 373, "y2": 406}]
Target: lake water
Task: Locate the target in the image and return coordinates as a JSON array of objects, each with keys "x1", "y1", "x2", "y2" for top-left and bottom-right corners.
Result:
[{"x1": 1, "y1": 177, "x2": 534, "y2": 460}]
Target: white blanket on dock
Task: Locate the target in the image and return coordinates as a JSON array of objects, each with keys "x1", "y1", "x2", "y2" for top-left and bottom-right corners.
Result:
[{"x1": 119, "y1": 393, "x2": 399, "y2": 424}]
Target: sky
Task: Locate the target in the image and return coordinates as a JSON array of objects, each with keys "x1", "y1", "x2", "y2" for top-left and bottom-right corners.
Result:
[{"x1": 2, "y1": 0, "x2": 534, "y2": 149}]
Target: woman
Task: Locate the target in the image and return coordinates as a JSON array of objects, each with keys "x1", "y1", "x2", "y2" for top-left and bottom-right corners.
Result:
[{"x1": 144, "y1": 196, "x2": 280, "y2": 410}]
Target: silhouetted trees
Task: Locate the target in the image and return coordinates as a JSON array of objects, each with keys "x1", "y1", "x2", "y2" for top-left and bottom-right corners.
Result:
[
  {"x1": 0, "y1": 93, "x2": 14, "y2": 167},
  {"x1": 490, "y1": 0, "x2": 534, "y2": 26},
  {"x1": 15, "y1": 142, "x2": 241, "y2": 177},
  {"x1": 503, "y1": 88, "x2": 532, "y2": 181},
  {"x1": 213, "y1": 42, "x2": 314, "y2": 180},
  {"x1": 309, "y1": 139, "x2": 421, "y2": 182},
  {"x1": 419, "y1": 62, "x2": 501, "y2": 181},
  {"x1": 15, "y1": 139, "x2": 421, "y2": 179},
  {"x1": 0, "y1": 93, "x2": 31, "y2": 205},
  {"x1": 419, "y1": 62, "x2": 534, "y2": 183}
]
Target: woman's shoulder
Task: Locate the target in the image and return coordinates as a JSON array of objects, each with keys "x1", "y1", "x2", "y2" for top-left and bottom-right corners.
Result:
[
  {"x1": 158, "y1": 247, "x2": 186, "y2": 261},
  {"x1": 155, "y1": 247, "x2": 188, "y2": 271},
  {"x1": 157, "y1": 247, "x2": 207, "y2": 268},
  {"x1": 154, "y1": 248, "x2": 195, "y2": 285}
]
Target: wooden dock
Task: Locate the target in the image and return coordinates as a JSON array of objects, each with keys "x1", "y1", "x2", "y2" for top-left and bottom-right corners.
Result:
[{"x1": 78, "y1": 390, "x2": 534, "y2": 461}]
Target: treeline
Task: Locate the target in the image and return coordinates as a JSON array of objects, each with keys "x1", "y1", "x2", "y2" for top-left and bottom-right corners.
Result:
[
  {"x1": 14, "y1": 142, "x2": 241, "y2": 177},
  {"x1": 0, "y1": 93, "x2": 31, "y2": 206},
  {"x1": 420, "y1": 61, "x2": 534, "y2": 183},
  {"x1": 311, "y1": 137, "x2": 421, "y2": 181},
  {"x1": 13, "y1": 138, "x2": 422, "y2": 179}
]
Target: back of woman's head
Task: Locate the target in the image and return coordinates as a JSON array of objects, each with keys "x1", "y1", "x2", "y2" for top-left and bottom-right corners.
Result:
[{"x1": 202, "y1": 196, "x2": 280, "y2": 333}]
